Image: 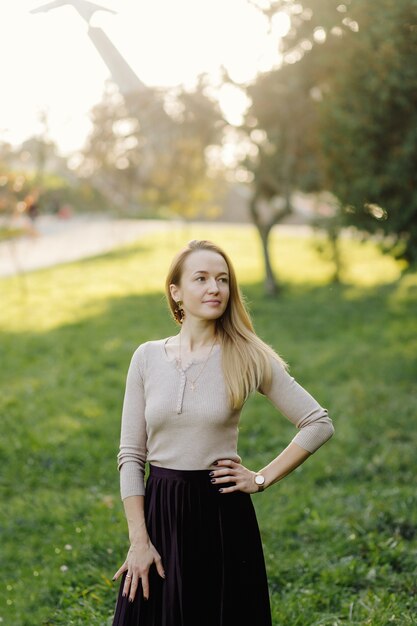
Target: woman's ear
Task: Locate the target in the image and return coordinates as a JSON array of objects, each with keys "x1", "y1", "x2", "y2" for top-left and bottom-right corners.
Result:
[{"x1": 169, "y1": 283, "x2": 180, "y2": 302}]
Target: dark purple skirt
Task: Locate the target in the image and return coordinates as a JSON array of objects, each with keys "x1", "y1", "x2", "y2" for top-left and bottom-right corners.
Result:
[{"x1": 112, "y1": 464, "x2": 272, "y2": 626}]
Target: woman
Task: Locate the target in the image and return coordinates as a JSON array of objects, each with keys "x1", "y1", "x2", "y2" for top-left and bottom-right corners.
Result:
[{"x1": 111, "y1": 239, "x2": 334, "y2": 626}]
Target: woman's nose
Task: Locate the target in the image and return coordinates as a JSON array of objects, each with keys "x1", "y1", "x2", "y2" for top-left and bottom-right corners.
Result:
[{"x1": 207, "y1": 278, "x2": 219, "y2": 292}]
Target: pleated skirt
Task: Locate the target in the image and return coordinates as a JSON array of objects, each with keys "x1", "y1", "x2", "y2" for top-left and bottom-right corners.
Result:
[{"x1": 112, "y1": 464, "x2": 272, "y2": 626}]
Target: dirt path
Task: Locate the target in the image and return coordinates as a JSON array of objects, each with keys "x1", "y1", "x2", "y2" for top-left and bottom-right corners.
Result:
[{"x1": 0, "y1": 214, "x2": 175, "y2": 278}]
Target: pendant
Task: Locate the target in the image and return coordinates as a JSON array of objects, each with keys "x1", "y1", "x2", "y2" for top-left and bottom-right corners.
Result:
[{"x1": 190, "y1": 382, "x2": 196, "y2": 391}]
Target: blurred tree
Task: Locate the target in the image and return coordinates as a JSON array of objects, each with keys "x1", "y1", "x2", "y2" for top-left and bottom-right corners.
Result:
[
  {"x1": 80, "y1": 83, "x2": 143, "y2": 211},
  {"x1": 0, "y1": 170, "x2": 29, "y2": 218},
  {"x1": 320, "y1": 0, "x2": 417, "y2": 264},
  {"x1": 141, "y1": 78, "x2": 226, "y2": 220},
  {"x1": 19, "y1": 136, "x2": 62, "y2": 179},
  {"x1": 0, "y1": 141, "x2": 13, "y2": 167},
  {"x1": 1, "y1": 110, "x2": 75, "y2": 217},
  {"x1": 243, "y1": 0, "x2": 417, "y2": 284},
  {"x1": 244, "y1": 60, "x2": 322, "y2": 294},
  {"x1": 241, "y1": 0, "x2": 350, "y2": 293},
  {"x1": 0, "y1": 168, "x2": 33, "y2": 240},
  {"x1": 81, "y1": 77, "x2": 226, "y2": 220}
]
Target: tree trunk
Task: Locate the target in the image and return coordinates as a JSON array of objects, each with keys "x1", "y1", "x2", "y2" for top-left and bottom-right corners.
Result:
[
  {"x1": 249, "y1": 193, "x2": 280, "y2": 296},
  {"x1": 329, "y1": 227, "x2": 342, "y2": 284},
  {"x1": 258, "y1": 223, "x2": 279, "y2": 296}
]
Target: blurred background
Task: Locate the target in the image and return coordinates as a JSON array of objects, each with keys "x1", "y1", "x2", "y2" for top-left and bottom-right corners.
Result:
[{"x1": 1, "y1": 1, "x2": 416, "y2": 624}]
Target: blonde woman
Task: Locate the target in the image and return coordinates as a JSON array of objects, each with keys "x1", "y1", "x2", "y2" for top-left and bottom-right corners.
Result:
[{"x1": 111, "y1": 239, "x2": 334, "y2": 626}]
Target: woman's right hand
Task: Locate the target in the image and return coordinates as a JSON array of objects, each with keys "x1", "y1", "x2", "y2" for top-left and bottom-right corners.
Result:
[{"x1": 113, "y1": 540, "x2": 165, "y2": 602}]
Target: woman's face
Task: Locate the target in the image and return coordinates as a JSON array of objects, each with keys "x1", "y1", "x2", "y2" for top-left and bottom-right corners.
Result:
[{"x1": 170, "y1": 250, "x2": 230, "y2": 322}]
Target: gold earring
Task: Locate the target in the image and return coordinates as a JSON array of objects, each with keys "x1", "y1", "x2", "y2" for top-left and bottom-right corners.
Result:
[{"x1": 175, "y1": 300, "x2": 185, "y2": 324}]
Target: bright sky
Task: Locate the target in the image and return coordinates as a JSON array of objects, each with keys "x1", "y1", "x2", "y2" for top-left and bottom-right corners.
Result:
[{"x1": 0, "y1": 0, "x2": 289, "y2": 155}]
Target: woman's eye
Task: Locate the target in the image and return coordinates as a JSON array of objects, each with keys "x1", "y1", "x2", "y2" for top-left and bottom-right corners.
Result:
[{"x1": 195, "y1": 276, "x2": 228, "y2": 283}]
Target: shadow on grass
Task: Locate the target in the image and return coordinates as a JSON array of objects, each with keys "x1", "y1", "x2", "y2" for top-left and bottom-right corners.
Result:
[{"x1": 73, "y1": 238, "x2": 156, "y2": 266}]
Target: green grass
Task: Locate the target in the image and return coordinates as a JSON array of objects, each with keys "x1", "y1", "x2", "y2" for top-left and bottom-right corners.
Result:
[
  {"x1": 1, "y1": 223, "x2": 416, "y2": 625},
  {"x1": 0, "y1": 226, "x2": 27, "y2": 241}
]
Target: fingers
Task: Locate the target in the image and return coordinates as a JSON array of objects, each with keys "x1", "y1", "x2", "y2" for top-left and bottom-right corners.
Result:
[
  {"x1": 122, "y1": 571, "x2": 132, "y2": 599},
  {"x1": 112, "y1": 563, "x2": 127, "y2": 581},
  {"x1": 115, "y1": 552, "x2": 166, "y2": 603},
  {"x1": 210, "y1": 460, "x2": 255, "y2": 494},
  {"x1": 154, "y1": 553, "x2": 166, "y2": 580},
  {"x1": 212, "y1": 458, "x2": 240, "y2": 468},
  {"x1": 216, "y1": 484, "x2": 238, "y2": 494},
  {"x1": 210, "y1": 460, "x2": 243, "y2": 483},
  {"x1": 119, "y1": 570, "x2": 145, "y2": 602},
  {"x1": 210, "y1": 468, "x2": 239, "y2": 493},
  {"x1": 119, "y1": 568, "x2": 149, "y2": 602},
  {"x1": 141, "y1": 572, "x2": 149, "y2": 601},
  {"x1": 210, "y1": 459, "x2": 239, "y2": 479},
  {"x1": 211, "y1": 467, "x2": 238, "y2": 478}
]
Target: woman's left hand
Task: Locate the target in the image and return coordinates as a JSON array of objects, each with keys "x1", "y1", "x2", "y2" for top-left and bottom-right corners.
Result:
[{"x1": 209, "y1": 459, "x2": 260, "y2": 494}]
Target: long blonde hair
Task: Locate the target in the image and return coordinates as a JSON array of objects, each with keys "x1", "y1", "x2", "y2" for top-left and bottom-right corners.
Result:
[{"x1": 165, "y1": 240, "x2": 287, "y2": 409}]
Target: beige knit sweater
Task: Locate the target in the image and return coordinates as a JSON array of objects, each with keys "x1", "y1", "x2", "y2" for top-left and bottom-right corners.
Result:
[{"x1": 117, "y1": 338, "x2": 335, "y2": 500}]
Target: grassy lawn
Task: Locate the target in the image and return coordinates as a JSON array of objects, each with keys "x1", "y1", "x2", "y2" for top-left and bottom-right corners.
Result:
[
  {"x1": 1, "y1": 223, "x2": 416, "y2": 625},
  {"x1": 0, "y1": 226, "x2": 27, "y2": 241}
]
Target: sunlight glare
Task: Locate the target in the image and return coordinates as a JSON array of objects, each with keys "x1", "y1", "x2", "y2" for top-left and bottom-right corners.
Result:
[
  {"x1": 271, "y1": 12, "x2": 291, "y2": 38},
  {"x1": 217, "y1": 84, "x2": 252, "y2": 126},
  {"x1": 313, "y1": 27, "x2": 327, "y2": 44},
  {"x1": 0, "y1": 0, "x2": 286, "y2": 153}
]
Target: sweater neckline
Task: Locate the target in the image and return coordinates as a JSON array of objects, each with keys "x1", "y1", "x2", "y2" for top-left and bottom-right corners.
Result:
[{"x1": 161, "y1": 336, "x2": 221, "y2": 368}]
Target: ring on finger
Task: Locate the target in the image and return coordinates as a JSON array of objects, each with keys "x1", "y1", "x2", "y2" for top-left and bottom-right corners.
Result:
[{"x1": 126, "y1": 574, "x2": 132, "y2": 578}]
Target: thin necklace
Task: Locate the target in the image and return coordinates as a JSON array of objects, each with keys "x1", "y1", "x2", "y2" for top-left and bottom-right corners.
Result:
[{"x1": 178, "y1": 331, "x2": 217, "y2": 391}]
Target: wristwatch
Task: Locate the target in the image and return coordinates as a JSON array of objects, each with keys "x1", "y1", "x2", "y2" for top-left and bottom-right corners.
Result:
[{"x1": 254, "y1": 473, "x2": 266, "y2": 492}]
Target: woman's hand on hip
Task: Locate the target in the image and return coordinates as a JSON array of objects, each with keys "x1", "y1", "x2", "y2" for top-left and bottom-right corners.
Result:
[
  {"x1": 112, "y1": 540, "x2": 165, "y2": 602},
  {"x1": 209, "y1": 459, "x2": 259, "y2": 494}
]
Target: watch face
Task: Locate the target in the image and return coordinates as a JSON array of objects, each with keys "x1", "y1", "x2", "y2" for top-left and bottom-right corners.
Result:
[{"x1": 255, "y1": 475, "x2": 265, "y2": 485}]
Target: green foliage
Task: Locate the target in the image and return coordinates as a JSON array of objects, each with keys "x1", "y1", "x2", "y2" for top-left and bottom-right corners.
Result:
[
  {"x1": 246, "y1": 58, "x2": 322, "y2": 198},
  {"x1": 320, "y1": 0, "x2": 417, "y2": 264},
  {"x1": 248, "y1": 0, "x2": 417, "y2": 271},
  {"x1": 0, "y1": 170, "x2": 33, "y2": 217},
  {"x1": 82, "y1": 79, "x2": 226, "y2": 220},
  {"x1": 0, "y1": 164, "x2": 114, "y2": 222},
  {"x1": 39, "y1": 174, "x2": 114, "y2": 215},
  {"x1": 1, "y1": 226, "x2": 416, "y2": 625},
  {"x1": 244, "y1": 0, "x2": 355, "y2": 200},
  {"x1": 242, "y1": 0, "x2": 353, "y2": 292}
]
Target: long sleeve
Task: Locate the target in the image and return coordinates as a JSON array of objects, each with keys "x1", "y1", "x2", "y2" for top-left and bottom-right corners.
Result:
[
  {"x1": 260, "y1": 357, "x2": 335, "y2": 453},
  {"x1": 116, "y1": 345, "x2": 148, "y2": 500}
]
